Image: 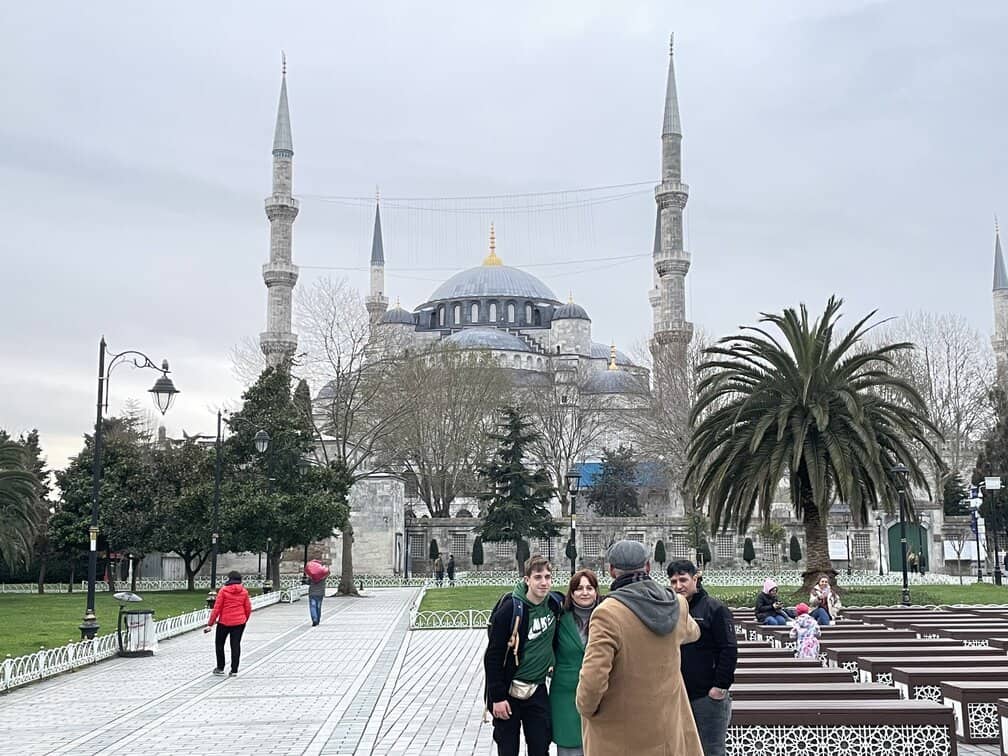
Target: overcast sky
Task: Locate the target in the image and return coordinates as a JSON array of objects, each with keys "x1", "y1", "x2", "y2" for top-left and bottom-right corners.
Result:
[{"x1": 2, "y1": 1, "x2": 1006, "y2": 472}]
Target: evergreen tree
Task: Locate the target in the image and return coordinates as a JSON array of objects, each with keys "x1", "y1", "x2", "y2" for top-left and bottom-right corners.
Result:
[
  {"x1": 222, "y1": 365, "x2": 349, "y2": 586},
  {"x1": 587, "y1": 446, "x2": 640, "y2": 517},
  {"x1": 743, "y1": 537, "x2": 756, "y2": 566},
  {"x1": 789, "y1": 534, "x2": 803, "y2": 565},
  {"x1": 653, "y1": 539, "x2": 666, "y2": 569},
  {"x1": 429, "y1": 538, "x2": 440, "y2": 562},
  {"x1": 476, "y1": 408, "x2": 558, "y2": 573},
  {"x1": 685, "y1": 509, "x2": 710, "y2": 568},
  {"x1": 0, "y1": 435, "x2": 44, "y2": 571},
  {"x1": 471, "y1": 536, "x2": 484, "y2": 570},
  {"x1": 974, "y1": 389, "x2": 1008, "y2": 542},
  {"x1": 942, "y1": 471, "x2": 970, "y2": 517}
]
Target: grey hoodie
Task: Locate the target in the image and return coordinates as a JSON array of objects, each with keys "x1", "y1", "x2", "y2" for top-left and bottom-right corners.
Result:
[{"x1": 606, "y1": 578, "x2": 681, "y2": 635}]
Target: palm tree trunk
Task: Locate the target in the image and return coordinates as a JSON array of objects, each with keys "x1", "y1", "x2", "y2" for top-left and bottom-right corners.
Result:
[
  {"x1": 800, "y1": 493, "x2": 836, "y2": 594},
  {"x1": 337, "y1": 523, "x2": 359, "y2": 596}
]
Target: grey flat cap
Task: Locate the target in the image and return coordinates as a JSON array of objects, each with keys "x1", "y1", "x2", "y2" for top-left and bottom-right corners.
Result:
[{"x1": 607, "y1": 540, "x2": 649, "y2": 571}]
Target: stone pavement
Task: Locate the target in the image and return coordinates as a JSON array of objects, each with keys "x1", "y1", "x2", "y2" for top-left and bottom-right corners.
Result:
[{"x1": 0, "y1": 588, "x2": 521, "y2": 756}]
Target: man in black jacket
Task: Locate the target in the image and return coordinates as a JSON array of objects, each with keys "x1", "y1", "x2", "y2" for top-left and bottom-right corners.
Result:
[
  {"x1": 483, "y1": 555, "x2": 562, "y2": 756},
  {"x1": 668, "y1": 559, "x2": 738, "y2": 756}
]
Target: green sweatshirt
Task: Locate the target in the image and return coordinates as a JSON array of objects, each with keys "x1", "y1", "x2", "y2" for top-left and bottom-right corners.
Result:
[{"x1": 512, "y1": 581, "x2": 557, "y2": 684}]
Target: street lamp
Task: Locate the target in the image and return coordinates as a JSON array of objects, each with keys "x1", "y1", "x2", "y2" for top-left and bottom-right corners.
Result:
[
  {"x1": 970, "y1": 497, "x2": 985, "y2": 583},
  {"x1": 875, "y1": 514, "x2": 884, "y2": 576},
  {"x1": 890, "y1": 463, "x2": 912, "y2": 606},
  {"x1": 985, "y1": 477, "x2": 1003, "y2": 586},
  {"x1": 565, "y1": 467, "x2": 581, "y2": 576},
  {"x1": 840, "y1": 513, "x2": 852, "y2": 575},
  {"x1": 80, "y1": 338, "x2": 179, "y2": 640}
]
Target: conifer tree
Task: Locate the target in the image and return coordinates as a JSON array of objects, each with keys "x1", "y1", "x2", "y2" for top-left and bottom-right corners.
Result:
[
  {"x1": 476, "y1": 408, "x2": 558, "y2": 573},
  {"x1": 587, "y1": 446, "x2": 640, "y2": 516}
]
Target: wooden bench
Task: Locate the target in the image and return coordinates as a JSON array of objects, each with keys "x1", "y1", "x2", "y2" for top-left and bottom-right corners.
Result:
[
  {"x1": 726, "y1": 700, "x2": 958, "y2": 756},
  {"x1": 736, "y1": 658, "x2": 821, "y2": 668},
  {"x1": 856, "y1": 654, "x2": 1005, "y2": 685},
  {"x1": 736, "y1": 647, "x2": 800, "y2": 660},
  {"x1": 891, "y1": 665, "x2": 1008, "y2": 702},
  {"x1": 825, "y1": 641, "x2": 968, "y2": 674},
  {"x1": 910, "y1": 627, "x2": 1005, "y2": 647},
  {"x1": 732, "y1": 668, "x2": 854, "y2": 685},
  {"x1": 941, "y1": 680, "x2": 1008, "y2": 744},
  {"x1": 728, "y1": 682, "x2": 898, "y2": 701}
]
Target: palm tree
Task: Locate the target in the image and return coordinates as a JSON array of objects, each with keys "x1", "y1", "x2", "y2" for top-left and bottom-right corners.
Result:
[
  {"x1": 686, "y1": 297, "x2": 941, "y2": 589},
  {"x1": 0, "y1": 439, "x2": 44, "y2": 569}
]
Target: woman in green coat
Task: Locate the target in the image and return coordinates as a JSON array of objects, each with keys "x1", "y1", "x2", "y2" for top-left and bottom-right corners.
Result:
[{"x1": 550, "y1": 568, "x2": 599, "y2": 756}]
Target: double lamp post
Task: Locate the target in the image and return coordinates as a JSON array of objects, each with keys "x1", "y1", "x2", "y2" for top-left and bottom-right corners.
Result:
[{"x1": 81, "y1": 338, "x2": 179, "y2": 640}]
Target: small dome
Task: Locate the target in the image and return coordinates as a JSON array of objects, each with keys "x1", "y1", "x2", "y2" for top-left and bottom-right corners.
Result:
[
  {"x1": 443, "y1": 327, "x2": 531, "y2": 352},
  {"x1": 381, "y1": 307, "x2": 415, "y2": 325},
  {"x1": 553, "y1": 301, "x2": 591, "y2": 321},
  {"x1": 590, "y1": 342, "x2": 634, "y2": 366},
  {"x1": 583, "y1": 369, "x2": 649, "y2": 396}
]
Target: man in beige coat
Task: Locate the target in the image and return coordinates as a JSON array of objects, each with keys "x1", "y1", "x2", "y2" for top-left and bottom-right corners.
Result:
[{"x1": 576, "y1": 540, "x2": 703, "y2": 756}]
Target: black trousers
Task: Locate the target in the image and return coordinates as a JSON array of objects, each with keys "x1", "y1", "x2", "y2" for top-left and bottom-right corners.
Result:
[
  {"x1": 215, "y1": 623, "x2": 246, "y2": 673},
  {"x1": 491, "y1": 684, "x2": 550, "y2": 756}
]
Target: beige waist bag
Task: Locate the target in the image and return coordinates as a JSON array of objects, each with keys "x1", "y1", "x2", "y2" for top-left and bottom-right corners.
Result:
[{"x1": 508, "y1": 680, "x2": 539, "y2": 700}]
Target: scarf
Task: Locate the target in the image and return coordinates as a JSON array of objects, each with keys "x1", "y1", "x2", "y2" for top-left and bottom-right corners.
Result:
[
  {"x1": 610, "y1": 571, "x2": 651, "y2": 591},
  {"x1": 571, "y1": 603, "x2": 594, "y2": 643}
]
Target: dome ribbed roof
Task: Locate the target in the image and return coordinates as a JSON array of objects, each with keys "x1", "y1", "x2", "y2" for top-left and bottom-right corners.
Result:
[
  {"x1": 443, "y1": 328, "x2": 531, "y2": 352},
  {"x1": 381, "y1": 307, "x2": 415, "y2": 325},
  {"x1": 583, "y1": 370, "x2": 649, "y2": 395},
  {"x1": 590, "y1": 342, "x2": 633, "y2": 366},
  {"x1": 426, "y1": 265, "x2": 558, "y2": 303},
  {"x1": 553, "y1": 301, "x2": 591, "y2": 321}
]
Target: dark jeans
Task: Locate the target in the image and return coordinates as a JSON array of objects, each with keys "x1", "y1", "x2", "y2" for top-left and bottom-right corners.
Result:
[
  {"x1": 763, "y1": 614, "x2": 788, "y2": 626},
  {"x1": 691, "y1": 692, "x2": 732, "y2": 756},
  {"x1": 215, "y1": 623, "x2": 245, "y2": 673},
  {"x1": 491, "y1": 684, "x2": 550, "y2": 756},
  {"x1": 309, "y1": 596, "x2": 323, "y2": 624},
  {"x1": 811, "y1": 607, "x2": 830, "y2": 626}
]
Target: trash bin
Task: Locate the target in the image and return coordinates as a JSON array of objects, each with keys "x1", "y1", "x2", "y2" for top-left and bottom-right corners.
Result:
[{"x1": 118, "y1": 609, "x2": 157, "y2": 657}]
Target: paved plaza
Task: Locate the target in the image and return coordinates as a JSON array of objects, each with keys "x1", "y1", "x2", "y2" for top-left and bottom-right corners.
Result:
[{"x1": 1, "y1": 588, "x2": 512, "y2": 756}]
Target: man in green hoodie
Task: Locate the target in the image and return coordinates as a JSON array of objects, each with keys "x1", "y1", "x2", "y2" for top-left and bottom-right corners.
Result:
[{"x1": 484, "y1": 555, "x2": 563, "y2": 756}]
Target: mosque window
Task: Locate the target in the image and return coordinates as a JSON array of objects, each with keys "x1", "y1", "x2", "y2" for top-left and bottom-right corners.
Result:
[
  {"x1": 507, "y1": 303, "x2": 516, "y2": 323},
  {"x1": 525, "y1": 303, "x2": 533, "y2": 323},
  {"x1": 471, "y1": 302, "x2": 479, "y2": 323},
  {"x1": 536, "y1": 357, "x2": 543, "y2": 369},
  {"x1": 453, "y1": 304, "x2": 462, "y2": 325},
  {"x1": 526, "y1": 356, "x2": 533, "y2": 368},
  {"x1": 489, "y1": 302, "x2": 498, "y2": 322},
  {"x1": 533, "y1": 309, "x2": 541, "y2": 326},
  {"x1": 513, "y1": 354, "x2": 521, "y2": 367},
  {"x1": 429, "y1": 312, "x2": 437, "y2": 329},
  {"x1": 556, "y1": 345, "x2": 561, "y2": 354},
  {"x1": 438, "y1": 306, "x2": 445, "y2": 327}
]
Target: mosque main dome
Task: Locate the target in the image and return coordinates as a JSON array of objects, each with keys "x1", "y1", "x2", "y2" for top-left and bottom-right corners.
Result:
[{"x1": 426, "y1": 264, "x2": 558, "y2": 303}]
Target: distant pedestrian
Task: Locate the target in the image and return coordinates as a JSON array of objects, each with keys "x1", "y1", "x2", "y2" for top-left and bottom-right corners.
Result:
[
  {"x1": 754, "y1": 579, "x2": 791, "y2": 625},
  {"x1": 434, "y1": 555, "x2": 445, "y2": 587},
  {"x1": 446, "y1": 554, "x2": 456, "y2": 586},
  {"x1": 204, "y1": 570, "x2": 252, "y2": 677},
  {"x1": 789, "y1": 603, "x2": 821, "y2": 660},
  {"x1": 907, "y1": 550, "x2": 919, "y2": 574},
  {"x1": 305, "y1": 560, "x2": 329, "y2": 627}
]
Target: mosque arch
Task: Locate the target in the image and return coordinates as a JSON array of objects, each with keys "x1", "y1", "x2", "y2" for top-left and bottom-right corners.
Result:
[
  {"x1": 513, "y1": 354, "x2": 521, "y2": 367},
  {"x1": 489, "y1": 302, "x2": 498, "y2": 322},
  {"x1": 453, "y1": 303, "x2": 462, "y2": 325},
  {"x1": 470, "y1": 302, "x2": 479, "y2": 323},
  {"x1": 507, "y1": 302, "x2": 516, "y2": 323},
  {"x1": 525, "y1": 303, "x2": 533, "y2": 324},
  {"x1": 438, "y1": 306, "x2": 445, "y2": 327},
  {"x1": 533, "y1": 308, "x2": 542, "y2": 326}
]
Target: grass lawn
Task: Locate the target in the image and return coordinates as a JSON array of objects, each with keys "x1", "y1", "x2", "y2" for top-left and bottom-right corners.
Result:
[
  {"x1": 0, "y1": 590, "x2": 248, "y2": 658},
  {"x1": 418, "y1": 582, "x2": 1008, "y2": 613}
]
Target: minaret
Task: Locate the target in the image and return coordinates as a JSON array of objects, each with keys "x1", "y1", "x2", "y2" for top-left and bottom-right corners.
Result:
[
  {"x1": 365, "y1": 191, "x2": 389, "y2": 327},
  {"x1": 260, "y1": 54, "x2": 300, "y2": 368},
  {"x1": 649, "y1": 34, "x2": 693, "y2": 372},
  {"x1": 993, "y1": 218, "x2": 1008, "y2": 381}
]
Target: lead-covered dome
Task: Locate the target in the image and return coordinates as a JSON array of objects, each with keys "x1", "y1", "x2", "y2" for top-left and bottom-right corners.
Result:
[
  {"x1": 381, "y1": 306, "x2": 415, "y2": 325},
  {"x1": 443, "y1": 328, "x2": 531, "y2": 352},
  {"x1": 553, "y1": 301, "x2": 591, "y2": 321},
  {"x1": 427, "y1": 265, "x2": 558, "y2": 303}
]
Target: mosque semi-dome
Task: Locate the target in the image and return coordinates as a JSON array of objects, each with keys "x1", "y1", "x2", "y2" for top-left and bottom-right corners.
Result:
[
  {"x1": 443, "y1": 327, "x2": 531, "y2": 352},
  {"x1": 583, "y1": 369, "x2": 649, "y2": 396},
  {"x1": 590, "y1": 342, "x2": 633, "y2": 366}
]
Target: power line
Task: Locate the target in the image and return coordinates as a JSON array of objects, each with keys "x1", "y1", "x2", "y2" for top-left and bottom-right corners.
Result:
[
  {"x1": 298, "y1": 180, "x2": 654, "y2": 203},
  {"x1": 299, "y1": 252, "x2": 650, "y2": 273}
]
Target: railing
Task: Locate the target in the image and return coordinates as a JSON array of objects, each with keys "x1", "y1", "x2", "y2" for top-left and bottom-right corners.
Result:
[
  {"x1": 0, "y1": 589, "x2": 290, "y2": 693},
  {"x1": 411, "y1": 609, "x2": 491, "y2": 629}
]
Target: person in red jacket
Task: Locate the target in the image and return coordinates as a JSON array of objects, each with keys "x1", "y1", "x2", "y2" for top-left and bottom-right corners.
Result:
[{"x1": 204, "y1": 570, "x2": 252, "y2": 676}]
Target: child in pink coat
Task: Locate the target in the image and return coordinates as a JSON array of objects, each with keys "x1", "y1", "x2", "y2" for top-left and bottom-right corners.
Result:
[{"x1": 788, "y1": 602, "x2": 821, "y2": 660}]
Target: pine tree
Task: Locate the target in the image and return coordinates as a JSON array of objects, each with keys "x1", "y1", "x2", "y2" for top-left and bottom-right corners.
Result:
[
  {"x1": 587, "y1": 446, "x2": 640, "y2": 517},
  {"x1": 476, "y1": 408, "x2": 559, "y2": 573}
]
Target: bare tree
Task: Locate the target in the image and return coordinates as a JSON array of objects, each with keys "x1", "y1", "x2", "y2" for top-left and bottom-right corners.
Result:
[
  {"x1": 944, "y1": 522, "x2": 971, "y2": 585},
  {"x1": 523, "y1": 365, "x2": 608, "y2": 517},
  {"x1": 295, "y1": 276, "x2": 411, "y2": 595},
  {"x1": 873, "y1": 312, "x2": 995, "y2": 493},
  {"x1": 229, "y1": 336, "x2": 268, "y2": 388},
  {"x1": 382, "y1": 347, "x2": 511, "y2": 517}
]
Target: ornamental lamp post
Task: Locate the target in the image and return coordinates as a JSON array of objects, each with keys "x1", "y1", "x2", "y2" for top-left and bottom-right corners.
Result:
[
  {"x1": 985, "y1": 477, "x2": 1003, "y2": 586},
  {"x1": 80, "y1": 337, "x2": 179, "y2": 640},
  {"x1": 970, "y1": 495, "x2": 984, "y2": 583},
  {"x1": 889, "y1": 463, "x2": 912, "y2": 606},
  {"x1": 875, "y1": 514, "x2": 884, "y2": 576},
  {"x1": 840, "y1": 513, "x2": 852, "y2": 575},
  {"x1": 565, "y1": 467, "x2": 581, "y2": 576}
]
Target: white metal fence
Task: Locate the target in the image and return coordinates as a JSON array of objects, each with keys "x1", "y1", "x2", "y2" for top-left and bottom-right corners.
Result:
[{"x1": 0, "y1": 588, "x2": 303, "y2": 693}]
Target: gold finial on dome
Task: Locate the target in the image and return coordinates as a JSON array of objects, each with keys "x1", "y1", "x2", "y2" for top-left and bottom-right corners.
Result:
[
  {"x1": 608, "y1": 342, "x2": 618, "y2": 371},
  {"x1": 395, "y1": 296, "x2": 400, "y2": 307},
  {"x1": 568, "y1": 291, "x2": 575, "y2": 304},
  {"x1": 483, "y1": 223, "x2": 503, "y2": 266}
]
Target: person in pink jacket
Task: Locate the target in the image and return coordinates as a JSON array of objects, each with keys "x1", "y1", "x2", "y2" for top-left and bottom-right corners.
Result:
[{"x1": 204, "y1": 571, "x2": 252, "y2": 676}]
